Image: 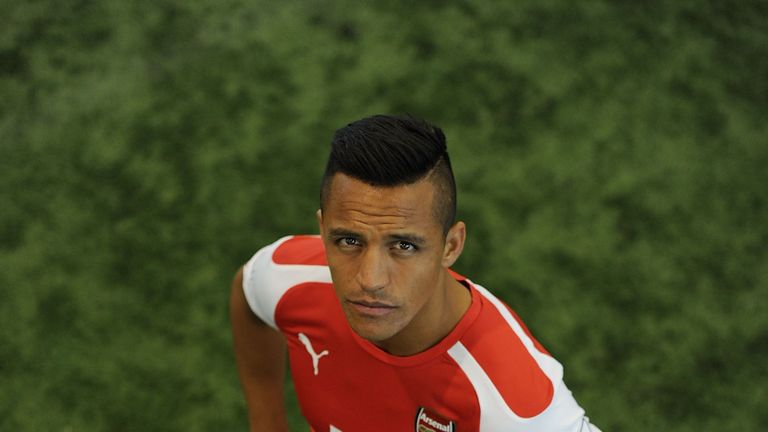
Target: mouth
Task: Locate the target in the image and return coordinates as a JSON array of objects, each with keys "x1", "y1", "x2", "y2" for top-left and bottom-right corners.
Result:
[{"x1": 346, "y1": 299, "x2": 398, "y2": 318}]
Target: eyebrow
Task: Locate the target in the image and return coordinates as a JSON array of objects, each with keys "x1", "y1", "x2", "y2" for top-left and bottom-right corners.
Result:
[
  {"x1": 327, "y1": 228, "x2": 427, "y2": 246},
  {"x1": 388, "y1": 233, "x2": 427, "y2": 246},
  {"x1": 328, "y1": 228, "x2": 361, "y2": 239}
]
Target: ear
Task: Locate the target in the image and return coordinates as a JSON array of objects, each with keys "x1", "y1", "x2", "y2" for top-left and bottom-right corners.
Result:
[
  {"x1": 316, "y1": 209, "x2": 324, "y2": 236},
  {"x1": 441, "y1": 221, "x2": 466, "y2": 268}
]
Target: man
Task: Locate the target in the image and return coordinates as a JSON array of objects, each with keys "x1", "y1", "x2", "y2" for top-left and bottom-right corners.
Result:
[{"x1": 230, "y1": 115, "x2": 600, "y2": 431}]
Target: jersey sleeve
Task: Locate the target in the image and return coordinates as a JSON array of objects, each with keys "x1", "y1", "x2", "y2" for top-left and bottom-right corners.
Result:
[{"x1": 241, "y1": 235, "x2": 331, "y2": 330}]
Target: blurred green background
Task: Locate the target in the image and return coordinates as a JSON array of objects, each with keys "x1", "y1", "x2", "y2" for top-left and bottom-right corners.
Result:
[{"x1": 1, "y1": 0, "x2": 767, "y2": 430}]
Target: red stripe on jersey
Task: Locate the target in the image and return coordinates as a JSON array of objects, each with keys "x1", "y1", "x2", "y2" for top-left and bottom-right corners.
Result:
[
  {"x1": 272, "y1": 236, "x2": 328, "y2": 266},
  {"x1": 447, "y1": 268, "x2": 467, "y2": 282},
  {"x1": 460, "y1": 293, "x2": 554, "y2": 418}
]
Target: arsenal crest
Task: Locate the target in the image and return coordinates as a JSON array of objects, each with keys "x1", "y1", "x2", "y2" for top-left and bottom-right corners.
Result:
[{"x1": 415, "y1": 406, "x2": 456, "y2": 432}]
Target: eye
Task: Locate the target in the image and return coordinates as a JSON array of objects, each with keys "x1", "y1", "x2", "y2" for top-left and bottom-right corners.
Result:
[
  {"x1": 395, "y1": 241, "x2": 417, "y2": 252},
  {"x1": 337, "y1": 237, "x2": 361, "y2": 248}
]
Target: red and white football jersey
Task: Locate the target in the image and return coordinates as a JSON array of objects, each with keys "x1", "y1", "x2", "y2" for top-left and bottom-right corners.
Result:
[{"x1": 243, "y1": 235, "x2": 600, "y2": 432}]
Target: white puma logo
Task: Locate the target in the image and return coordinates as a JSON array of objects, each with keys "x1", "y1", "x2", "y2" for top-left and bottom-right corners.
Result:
[{"x1": 298, "y1": 332, "x2": 329, "y2": 376}]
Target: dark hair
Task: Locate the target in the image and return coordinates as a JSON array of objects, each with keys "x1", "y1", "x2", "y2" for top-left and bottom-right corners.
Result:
[{"x1": 320, "y1": 114, "x2": 457, "y2": 233}]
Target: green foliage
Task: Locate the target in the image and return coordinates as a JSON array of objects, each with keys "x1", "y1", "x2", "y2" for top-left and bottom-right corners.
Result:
[{"x1": 1, "y1": 0, "x2": 766, "y2": 430}]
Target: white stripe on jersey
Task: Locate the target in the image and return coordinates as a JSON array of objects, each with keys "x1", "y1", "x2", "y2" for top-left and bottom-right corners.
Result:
[
  {"x1": 447, "y1": 282, "x2": 588, "y2": 431},
  {"x1": 242, "y1": 236, "x2": 332, "y2": 329}
]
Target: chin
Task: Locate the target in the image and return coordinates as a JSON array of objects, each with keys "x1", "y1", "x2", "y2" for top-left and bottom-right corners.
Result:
[{"x1": 347, "y1": 315, "x2": 401, "y2": 343}]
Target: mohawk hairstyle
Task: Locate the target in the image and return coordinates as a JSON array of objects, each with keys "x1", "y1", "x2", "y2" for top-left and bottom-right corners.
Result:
[{"x1": 320, "y1": 114, "x2": 457, "y2": 233}]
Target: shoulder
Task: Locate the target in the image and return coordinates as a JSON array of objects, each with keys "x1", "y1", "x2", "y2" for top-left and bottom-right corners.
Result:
[
  {"x1": 241, "y1": 235, "x2": 331, "y2": 329},
  {"x1": 246, "y1": 235, "x2": 327, "y2": 268},
  {"x1": 266, "y1": 235, "x2": 327, "y2": 266},
  {"x1": 452, "y1": 282, "x2": 585, "y2": 427}
]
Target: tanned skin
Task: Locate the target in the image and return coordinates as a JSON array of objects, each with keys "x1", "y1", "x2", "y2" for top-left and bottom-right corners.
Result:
[
  {"x1": 230, "y1": 267, "x2": 289, "y2": 432},
  {"x1": 318, "y1": 173, "x2": 470, "y2": 356}
]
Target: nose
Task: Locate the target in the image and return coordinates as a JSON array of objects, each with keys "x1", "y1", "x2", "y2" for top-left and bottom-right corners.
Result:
[{"x1": 356, "y1": 248, "x2": 389, "y2": 292}]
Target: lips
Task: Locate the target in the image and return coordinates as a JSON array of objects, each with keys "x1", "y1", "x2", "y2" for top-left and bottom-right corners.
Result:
[{"x1": 347, "y1": 299, "x2": 398, "y2": 317}]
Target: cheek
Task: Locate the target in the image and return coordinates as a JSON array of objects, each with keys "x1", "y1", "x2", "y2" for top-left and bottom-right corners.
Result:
[
  {"x1": 327, "y1": 260, "x2": 351, "y2": 286},
  {"x1": 326, "y1": 253, "x2": 360, "y2": 293},
  {"x1": 393, "y1": 259, "x2": 438, "y2": 301}
]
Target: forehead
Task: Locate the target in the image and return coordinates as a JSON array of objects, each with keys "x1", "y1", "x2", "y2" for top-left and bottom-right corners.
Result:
[{"x1": 323, "y1": 174, "x2": 439, "y2": 234}]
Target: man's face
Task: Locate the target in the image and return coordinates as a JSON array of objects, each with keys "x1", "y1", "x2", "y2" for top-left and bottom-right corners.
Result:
[{"x1": 318, "y1": 173, "x2": 454, "y2": 349}]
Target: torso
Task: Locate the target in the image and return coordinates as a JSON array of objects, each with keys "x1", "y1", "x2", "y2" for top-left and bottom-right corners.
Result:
[{"x1": 242, "y1": 235, "x2": 587, "y2": 432}]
